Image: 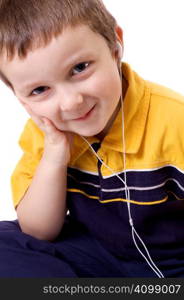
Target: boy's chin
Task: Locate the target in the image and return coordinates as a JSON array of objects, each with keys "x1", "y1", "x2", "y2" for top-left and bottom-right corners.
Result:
[
  {"x1": 74, "y1": 127, "x2": 106, "y2": 140},
  {"x1": 56, "y1": 123, "x2": 106, "y2": 139}
]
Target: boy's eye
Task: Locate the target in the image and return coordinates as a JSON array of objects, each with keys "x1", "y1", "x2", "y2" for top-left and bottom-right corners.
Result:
[
  {"x1": 31, "y1": 86, "x2": 49, "y2": 96},
  {"x1": 71, "y1": 62, "x2": 90, "y2": 76}
]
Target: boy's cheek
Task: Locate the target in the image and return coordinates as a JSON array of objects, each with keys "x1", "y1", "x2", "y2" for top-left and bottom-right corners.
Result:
[
  {"x1": 17, "y1": 98, "x2": 27, "y2": 110},
  {"x1": 17, "y1": 98, "x2": 58, "y2": 126},
  {"x1": 17, "y1": 98, "x2": 38, "y2": 118},
  {"x1": 17, "y1": 98, "x2": 33, "y2": 116},
  {"x1": 17, "y1": 98, "x2": 31, "y2": 112},
  {"x1": 17, "y1": 98, "x2": 26, "y2": 106}
]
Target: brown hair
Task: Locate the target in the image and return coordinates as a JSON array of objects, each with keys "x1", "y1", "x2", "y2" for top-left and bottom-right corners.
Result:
[{"x1": 0, "y1": 0, "x2": 117, "y2": 60}]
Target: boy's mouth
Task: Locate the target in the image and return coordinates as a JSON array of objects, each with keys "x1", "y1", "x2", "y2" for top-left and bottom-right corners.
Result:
[{"x1": 74, "y1": 105, "x2": 95, "y2": 121}]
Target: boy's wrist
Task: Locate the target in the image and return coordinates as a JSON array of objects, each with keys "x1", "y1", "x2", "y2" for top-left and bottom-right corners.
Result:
[
  {"x1": 41, "y1": 153, "x2": 69, "y2": 169},
  {"x1": 42, "y1": 140, "x2": 71, "y2": 167}
]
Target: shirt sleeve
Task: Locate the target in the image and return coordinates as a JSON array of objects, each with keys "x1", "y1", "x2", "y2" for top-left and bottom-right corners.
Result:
[{"x1": 11, "y1": 118, "x2": 44, "y2": 208}]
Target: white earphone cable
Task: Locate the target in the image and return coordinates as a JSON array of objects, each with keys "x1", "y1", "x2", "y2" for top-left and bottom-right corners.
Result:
[{"x1": 80, "y1": 61, "x2": 164, "y2": 278}]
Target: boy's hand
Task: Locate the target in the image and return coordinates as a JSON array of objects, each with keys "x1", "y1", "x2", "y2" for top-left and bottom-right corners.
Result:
[{"x1": 23, "y1": 104, "x2": 73, "y2": 166}]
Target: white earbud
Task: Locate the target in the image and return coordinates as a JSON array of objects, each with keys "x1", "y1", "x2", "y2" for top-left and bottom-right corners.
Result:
[{"x1": 116, "y1": 41, "x2": 123, "y2": 60}]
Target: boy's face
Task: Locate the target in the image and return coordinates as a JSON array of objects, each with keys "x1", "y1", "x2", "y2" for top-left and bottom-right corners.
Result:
[{"x1": 0, "y1": 25, "x2": 122, "y2": 139}]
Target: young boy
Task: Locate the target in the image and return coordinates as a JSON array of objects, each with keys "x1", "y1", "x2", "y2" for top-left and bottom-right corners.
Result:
[{"x1": 0, "y1": 0, "x2": 184, "y2": 278}]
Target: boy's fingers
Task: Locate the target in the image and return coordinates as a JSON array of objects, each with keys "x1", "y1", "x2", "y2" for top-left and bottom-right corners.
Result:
[
  {"x1": 29, "y1": 112, "x2": 45, "y2": 130},
  {"x1": 32, "y1": 115, "x2": 46, "y2": 131},
  {"x1": 43, "y1": 118, "x2": 65, "y2": 143}
]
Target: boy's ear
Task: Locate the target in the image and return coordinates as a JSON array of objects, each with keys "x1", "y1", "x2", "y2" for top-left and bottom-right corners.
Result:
[
  {"x1": 114, "y1": 26, "x2": 124, "y2": 62},
  {"x1": 115, "y1": 25, "x2": 123, "y2": 45}
]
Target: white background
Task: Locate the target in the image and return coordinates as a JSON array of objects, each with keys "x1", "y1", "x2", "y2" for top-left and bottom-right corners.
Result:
[{"x1": 0, "y1": 0, "x2": 184, "y2": 220}]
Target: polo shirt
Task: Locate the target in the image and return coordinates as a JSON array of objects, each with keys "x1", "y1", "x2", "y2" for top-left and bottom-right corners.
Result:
[{"x1": 11, "y1": 62, "x2": 184, "y2": 264}]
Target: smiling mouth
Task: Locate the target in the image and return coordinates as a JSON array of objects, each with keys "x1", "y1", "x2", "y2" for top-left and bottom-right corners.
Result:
[{"x1": 74, "y1": 105, "x2": 95, "y2": 121}]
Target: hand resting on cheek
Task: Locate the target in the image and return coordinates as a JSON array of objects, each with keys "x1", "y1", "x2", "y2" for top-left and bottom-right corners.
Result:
[{"x1": 22, "y1": 102, "x2": 73, "y2": 166}]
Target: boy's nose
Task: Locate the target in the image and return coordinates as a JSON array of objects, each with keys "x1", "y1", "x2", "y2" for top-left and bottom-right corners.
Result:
[{"x1": 58, "y1": 89, "x2": 84, "y2": 112}]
